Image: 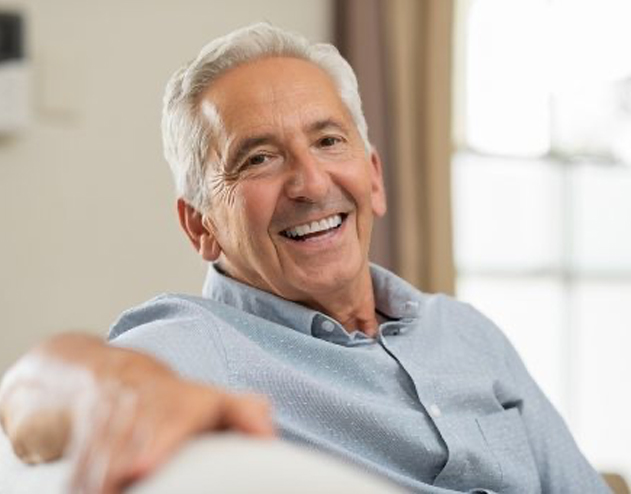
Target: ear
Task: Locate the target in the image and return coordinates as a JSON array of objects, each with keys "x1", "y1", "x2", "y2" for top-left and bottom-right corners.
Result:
[
  {"x1": 369, "y1": 148, "x2": 387, "y2": 218},
  {"x1": 177, "y1": 199, "x2": 222, "y2": 261}
]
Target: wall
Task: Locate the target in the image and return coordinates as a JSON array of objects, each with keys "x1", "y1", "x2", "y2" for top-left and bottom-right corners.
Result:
[{"x1": 0, "y1": 0, "x2": 333, "y2": 373}]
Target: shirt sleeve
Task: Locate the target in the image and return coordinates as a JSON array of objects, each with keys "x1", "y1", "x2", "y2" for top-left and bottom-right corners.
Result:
[{"x1": 495, "y1": 326, "x2": 612, "y2": 493}]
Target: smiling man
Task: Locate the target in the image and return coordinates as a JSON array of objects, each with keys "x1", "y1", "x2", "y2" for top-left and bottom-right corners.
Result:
[
  {"x1": 182, "y1": 55, "x2": 386, "y2": 335},
  {"x1": 0, "y1": 23, "x2": 611, "y2": 494}
]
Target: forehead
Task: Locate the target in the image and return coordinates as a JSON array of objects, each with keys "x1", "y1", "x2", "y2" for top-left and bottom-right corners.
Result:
[{"x1": 201, "y1": 57, "x2": 351, "y2": 134}]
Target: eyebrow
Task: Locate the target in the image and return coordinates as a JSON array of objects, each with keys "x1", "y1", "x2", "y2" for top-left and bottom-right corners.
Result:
[
  {"x1": 231, "y1": 134, "x2": 275, "y2": 168},
  {"x1": 306, "y1": 118, "x2": 350, "y2": 135},
  {"x1": 229, "y1": 118, "x2": 351, "y2": 167}
]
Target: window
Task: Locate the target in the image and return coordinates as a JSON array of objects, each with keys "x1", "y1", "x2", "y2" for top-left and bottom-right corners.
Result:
[{"x1": 453, "y1": 0, "x2": 631, "y2": 476}]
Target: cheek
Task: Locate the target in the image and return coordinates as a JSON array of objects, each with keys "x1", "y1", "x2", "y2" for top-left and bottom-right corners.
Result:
[
  {"x1": 337, "y1": 163, "x2": 374, "y2": 204},
  {"x1": 237, "y1": 183, "x2": 278, "y2": 236}
]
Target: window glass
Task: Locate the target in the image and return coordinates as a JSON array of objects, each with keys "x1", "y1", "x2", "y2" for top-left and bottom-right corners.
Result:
[
  {"x1": 452, "y1": 0, "x2": 631, "y2": 477},
  {"x1": 453, "y1": 153, "x2": 562, "y2": 271},
  {"x1": 456, "y1": 0, "x2": 631, "y2": 477},
  {"x1": 465, "y1": 0, "x2": 550, "y2": 156},
  {"x1": 571, "y1": 164, "x2": 631, "y2": 272},
  {"x1": 553, "y1": 84, "x2": 631, "y2": 162}
]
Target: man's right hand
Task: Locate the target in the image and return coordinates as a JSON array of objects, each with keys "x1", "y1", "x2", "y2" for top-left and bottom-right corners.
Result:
[{"x1": 0, "y1": 333, "x2": 275, "y2": 494}]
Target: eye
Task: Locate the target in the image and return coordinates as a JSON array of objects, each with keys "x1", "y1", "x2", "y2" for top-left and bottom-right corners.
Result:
[
  {"x1": 245, "y1": 153, "x2": 270, "y2": 167},
  {"x1": 318, "y1": 136, "x2": 343, "y2": 148}
]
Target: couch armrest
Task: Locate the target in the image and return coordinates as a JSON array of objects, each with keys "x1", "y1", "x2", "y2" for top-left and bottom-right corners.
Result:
[{"x1": 1, "y1": 431, "x2": 402, "y2": 493}]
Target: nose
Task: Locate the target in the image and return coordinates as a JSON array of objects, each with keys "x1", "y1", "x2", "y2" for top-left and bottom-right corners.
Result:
[{"x1": 283, "y1": 149, "x2": 330, "y2": 202}]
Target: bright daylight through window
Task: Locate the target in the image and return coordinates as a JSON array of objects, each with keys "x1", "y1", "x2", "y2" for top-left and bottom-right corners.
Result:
[{"x1": 452, "y1": 0, "x2": 631, "y2": 478}]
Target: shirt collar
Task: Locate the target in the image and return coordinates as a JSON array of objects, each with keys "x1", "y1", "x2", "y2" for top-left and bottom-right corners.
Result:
[
  {"x1": 202, "y1": 263, "x2": 423, "y2": 343},
  {"x1": 369, "y1": 263, "x2": 424, "y2": 320},
  {"x1": 202, "y1": 264, "x2": 316, "y2": 336}
]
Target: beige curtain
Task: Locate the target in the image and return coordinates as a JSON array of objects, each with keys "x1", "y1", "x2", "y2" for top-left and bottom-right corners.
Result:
[{"x1": 336, "y1": 0, "x2": 456, "y2": 295}]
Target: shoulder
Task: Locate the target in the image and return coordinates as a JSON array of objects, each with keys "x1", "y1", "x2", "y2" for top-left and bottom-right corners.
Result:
[
  {"x1": 418, "y1": 292, "x2": 512, "y2": 361},
  {"x1": 107, "y1": 293, "x2": 238, "y2": 384},
  {"x1": 108, "y1": 293, "x2": 227, "y2": 340}
]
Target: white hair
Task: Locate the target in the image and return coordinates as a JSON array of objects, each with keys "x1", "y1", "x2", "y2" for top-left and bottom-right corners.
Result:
[{"x1": 161, "y1": 22, "x2": 371, "y2": 211}]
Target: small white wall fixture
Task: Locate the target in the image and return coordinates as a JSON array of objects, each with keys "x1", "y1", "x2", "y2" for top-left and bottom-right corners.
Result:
[{"x1": 0, "y1": 12, "x2": 29, "y2": 134}]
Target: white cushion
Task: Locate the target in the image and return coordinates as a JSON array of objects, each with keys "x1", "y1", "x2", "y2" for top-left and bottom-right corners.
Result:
[{"x1": 1, "y1": 432, "x2": 403, "y2": 493}]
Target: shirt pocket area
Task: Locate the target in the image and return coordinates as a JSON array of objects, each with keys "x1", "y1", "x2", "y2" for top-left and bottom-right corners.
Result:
[{"x1": 476, "y1": 408, "x2": 541, "y2": 494}]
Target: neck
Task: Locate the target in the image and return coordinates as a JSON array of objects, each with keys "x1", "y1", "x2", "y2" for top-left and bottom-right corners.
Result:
[
  {"x1": 303, "y1": 267, "x2": 380, "y2": 337},
  {"x1": 216, "y1": 261, "x2": 380, "y2": 337}
]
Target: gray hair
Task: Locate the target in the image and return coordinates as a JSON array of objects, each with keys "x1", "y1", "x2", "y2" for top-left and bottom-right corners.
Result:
[{"x1": 161, "y1": 22, "x2": 371, "y2": 211}]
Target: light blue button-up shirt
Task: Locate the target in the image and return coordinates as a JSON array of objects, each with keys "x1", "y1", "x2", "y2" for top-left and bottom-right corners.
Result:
[{"x1": 109, "y1": 264, "x2": 610, "y2": 493}]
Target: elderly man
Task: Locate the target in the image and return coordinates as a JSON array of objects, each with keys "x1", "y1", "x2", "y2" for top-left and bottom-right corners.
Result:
[{"x1": 0, "y1": 23, "x2": 610, "y2": 494}]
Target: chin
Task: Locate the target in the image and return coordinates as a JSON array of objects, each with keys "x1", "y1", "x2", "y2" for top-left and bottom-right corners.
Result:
[{"x1": 291, "y1": 259, "x2": 363, "y2": 293}]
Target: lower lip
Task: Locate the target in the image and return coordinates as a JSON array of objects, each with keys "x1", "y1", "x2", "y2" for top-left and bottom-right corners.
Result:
[{"x1": 280, "y1": 216, "x2": 348, "y2": 250}]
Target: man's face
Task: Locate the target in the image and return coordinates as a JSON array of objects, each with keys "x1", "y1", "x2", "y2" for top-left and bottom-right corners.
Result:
[{"x1": 200, "y1": 57, "x2": 386, "y2": 304}]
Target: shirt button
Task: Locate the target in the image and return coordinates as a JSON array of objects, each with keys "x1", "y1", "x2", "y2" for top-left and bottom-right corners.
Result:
[
  {"x1": 429, "y1": 404, "x2": 442, "y2": 418},
  {"x1": 321, "y1": 320, "x2": 335, "y2": 332}
]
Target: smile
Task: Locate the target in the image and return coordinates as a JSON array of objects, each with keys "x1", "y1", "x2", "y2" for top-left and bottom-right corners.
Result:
[{"x1": 280, "y1": 213, "x2": 346, "y2": 241}]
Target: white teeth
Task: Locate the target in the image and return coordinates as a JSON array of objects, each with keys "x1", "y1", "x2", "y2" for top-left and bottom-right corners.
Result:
[{"x1": 284, "y1": 214, "x2": 343, "y2": 239}]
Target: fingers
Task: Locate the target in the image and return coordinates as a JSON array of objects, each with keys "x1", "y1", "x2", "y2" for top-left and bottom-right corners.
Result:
[
  {"x1": 0, "y1": 403, "x2": 7, "y2": 433},
  {"x1": 68, "y1": 382, "x2": 140, "y2": 494},
  {"x1": 2, "y1": 339, "x2": 278, "y2": 494},
  {"x1": 120, "y1": 389, "x2": 276, "y2": 483},
  {"x1": 220, "y1": 393, "x2": 276, "y2": 438},
  {"x1": 0, "y1": 346, "x2": 98, "y2": 464},
  {"x1": 65, "y1": 378, "x2": 276, "y2": 494},
  {"x1": 0, "y1": 379, "x2": 73, "y2": 463},
  {"x1": 7, "y1": 408, "x2": 71, "y2": 464}
]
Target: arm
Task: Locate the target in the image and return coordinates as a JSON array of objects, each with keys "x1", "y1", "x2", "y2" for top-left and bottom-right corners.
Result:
[{"x1": 0, "y1": 332, "x2": 274, "y2": 494}]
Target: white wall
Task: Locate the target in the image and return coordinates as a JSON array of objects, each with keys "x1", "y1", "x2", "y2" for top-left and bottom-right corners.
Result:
[{"x1": 0, "y1": 0, "x2": 333, "y2": 373}]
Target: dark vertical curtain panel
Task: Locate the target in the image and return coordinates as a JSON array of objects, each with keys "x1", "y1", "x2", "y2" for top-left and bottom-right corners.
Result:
[
  {"x1": 335, "y1": 0, "x2": 456, "y2": 295},
  {"x1": 334, "y1": 0, "x2": 395, "y2": 273}
]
